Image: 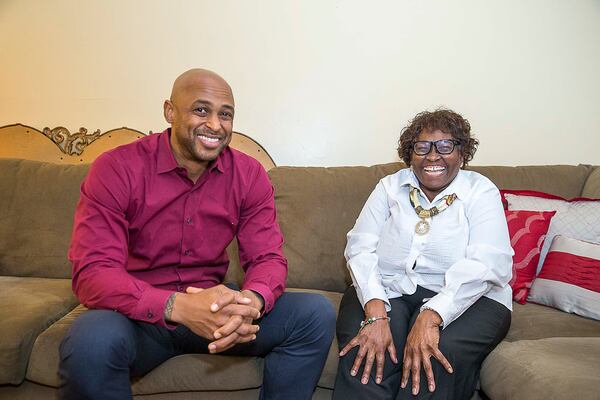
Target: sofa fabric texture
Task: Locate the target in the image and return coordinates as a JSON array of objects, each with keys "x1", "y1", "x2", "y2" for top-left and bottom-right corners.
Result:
[{"x1": 1, "y1": 157, "x2": 600, "y2": 399}]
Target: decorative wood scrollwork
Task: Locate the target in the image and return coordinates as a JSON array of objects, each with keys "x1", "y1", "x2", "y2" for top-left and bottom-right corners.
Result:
[{"x1": 42, "y1": 126, "x2": 103, "y2": 156}]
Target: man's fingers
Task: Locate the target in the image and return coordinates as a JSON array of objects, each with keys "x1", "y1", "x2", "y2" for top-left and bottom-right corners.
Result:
[
  {"x1": 234, "y1": 332, "x2": 257, "y2": 344},
  {"x1": 213, "y1": 315, "x2": 244, "y2": 339},
  {"x1": 422, "y1": 354, "x2": 436, "y2": 393},
  {"x1": 185, "y1": 286, "x2": 204, "y2": 294},
  {"x1": 210, "y1": 290, "x2": 238, "y2": 312},
  {"x1": 209, "y1": 332, "x2": 242, "y2": 354},
  {"x1": 234, "y1": 319, "x2": 260, "y2": 336},
  {"x1": 432, "y1": 348, "x2": 453, "y2": 374},
  {"x1": 219, "y1": 304, "x2": 261, "y2": 320}
]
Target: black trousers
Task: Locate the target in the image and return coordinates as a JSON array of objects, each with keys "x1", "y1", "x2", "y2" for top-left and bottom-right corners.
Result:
[{"x1": 333, "y1": 286, "x2": 511, "y2": 400}]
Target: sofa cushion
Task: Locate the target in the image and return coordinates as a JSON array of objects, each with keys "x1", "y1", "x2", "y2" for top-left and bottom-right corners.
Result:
[
  {"x1": 269, "y1": 163, "x2": 404, "y2": 292},
  {"x1": 0, "y1": 158, "x2": 89, "y2": 278},
  {"x1": 469, "y1": 165, "x2": 591, "y2": 199},
  {"x1": 582, "y1": 166, "x2": 600, "y2": 198},
  {"x1": 480, "y1": 337, "x2": 600, "y2": 400},
  {"x1": 0, "y1": 276, "x2": 78, "y2": 384},
  {"x1": 506, "y1": 302, "x2": 600, "y2": 341},
  {"x1": 27, "y1": 289, "x2": 344, "y2": 393},
  {"x1": 27, "y1": 304, "x2": 265, "y2": 392}
]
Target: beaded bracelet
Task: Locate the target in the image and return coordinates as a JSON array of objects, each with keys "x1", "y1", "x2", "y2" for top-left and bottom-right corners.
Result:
[{"x1": 359, "y1": 316, "x2": 391, "y2": 331}]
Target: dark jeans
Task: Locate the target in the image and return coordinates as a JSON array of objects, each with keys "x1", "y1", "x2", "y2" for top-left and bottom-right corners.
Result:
[
  {"x1": 59, "y1": 292, "x2": 335, "y2": 400},
  {"x1": 333, "y1": 286, "x2": 511, "y2": 400}
]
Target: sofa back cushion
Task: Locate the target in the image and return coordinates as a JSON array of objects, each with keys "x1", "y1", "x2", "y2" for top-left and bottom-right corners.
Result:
[
  {"x1": 582, "y1": 166, "x2": 600, "y2": 198},
  {"x1": 0, "y1": 158, "x2": 89, "y2": 278},
  {"x1": 269, "y1": 163, "x2": 404, "y2": 292},
  {"x1": 469, "y1": 165, "x2": 591, "y2": 199}
]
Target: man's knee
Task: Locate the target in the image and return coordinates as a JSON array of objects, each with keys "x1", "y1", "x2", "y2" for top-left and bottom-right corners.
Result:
[
  {"x1": 294, "y1": 293, "x2": 336, "y2": 328},
  {"x1": 280, "y1": 292, "x2": 336, "y2": 347},
  {"x1": 60, "y1": 310, "x2": 136, "y2": 366}
]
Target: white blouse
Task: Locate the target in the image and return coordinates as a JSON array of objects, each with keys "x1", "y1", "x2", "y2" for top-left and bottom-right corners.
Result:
[{"x1": 345, "y1": 168, "x2": 513, "y2": 328}]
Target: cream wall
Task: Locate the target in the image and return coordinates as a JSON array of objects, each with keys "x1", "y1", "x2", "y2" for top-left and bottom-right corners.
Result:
[{"x1": 1, "y1": 0, "x2": 598, "y2": 167}]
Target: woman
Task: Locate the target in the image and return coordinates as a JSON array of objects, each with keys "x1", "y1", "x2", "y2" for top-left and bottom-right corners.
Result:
[{"x1": 333, "y1": 109, "x2": 513, "y2": 399}]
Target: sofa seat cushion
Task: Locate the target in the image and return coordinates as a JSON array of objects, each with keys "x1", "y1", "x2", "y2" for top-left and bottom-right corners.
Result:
[
  {"x1": 480, "y1": 337, "x2": 600, "y2": 400},
  {"x1": 27, "y1": 289, "x2": 345, "y2": 393},
  {"x1": 506, "y1": 302, "x2": 600, "y2": 341},
  {"x1": 0, "y1": 276, "x2": 78, "y2": 385},
  {"x1": 27, "y1": 305, "x2": 264, "y2": 392}
]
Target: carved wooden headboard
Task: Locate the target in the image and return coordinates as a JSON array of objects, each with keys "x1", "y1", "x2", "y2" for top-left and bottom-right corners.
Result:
[{"x1": 0, "y1": 124, "x2": 276, "y2": 170}]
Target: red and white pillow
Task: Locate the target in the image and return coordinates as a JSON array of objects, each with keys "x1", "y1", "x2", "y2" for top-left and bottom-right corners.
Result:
[
  {"x1": 528, "y1": 235, "x2": 600, "y2": 320},
  {"x1": 504, "y1": 210, "x2": 556, "y2": 303},
  {"x1": 501, "y1": 190, "x2": 600, "y2": 273}
]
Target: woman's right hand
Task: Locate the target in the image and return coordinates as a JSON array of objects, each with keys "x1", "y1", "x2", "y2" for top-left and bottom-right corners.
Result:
[{"x1": 339, "y1": 299, "x2": 398, "y2": 385}]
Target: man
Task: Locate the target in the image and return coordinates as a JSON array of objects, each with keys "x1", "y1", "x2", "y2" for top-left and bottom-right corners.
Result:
[{"x1": 59, "y1": 68, "x2": 335, "y2": 399}]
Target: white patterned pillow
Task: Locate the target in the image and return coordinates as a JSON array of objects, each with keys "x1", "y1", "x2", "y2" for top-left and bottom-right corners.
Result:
[
  {"x1": 528, "y1": 235, "x2": 600, "y2": 320},
  {"x1": 501, "y1": 190, "x2": 600, "y2": 273}
]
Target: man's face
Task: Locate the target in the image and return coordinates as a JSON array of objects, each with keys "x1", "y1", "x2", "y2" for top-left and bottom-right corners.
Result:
[
  {"x1": 410, "y1": 129, "x2": 463, "y2": 201},
  {"x1": 165, "y1": 73, "x2": 235, "y2": 168}
]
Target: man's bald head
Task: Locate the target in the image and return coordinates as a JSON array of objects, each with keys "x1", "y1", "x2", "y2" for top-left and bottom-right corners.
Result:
[
  {"x1": 170, "y1": 68, "x2": 234, "y2": 106},
  {"x1": 163, "y1": 68, "x2": 235, "y2": 178}
]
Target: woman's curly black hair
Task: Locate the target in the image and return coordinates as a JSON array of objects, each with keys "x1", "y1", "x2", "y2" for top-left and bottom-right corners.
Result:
[{"x1": 397, "y1": 108, "x2": 479, "y2": 167}]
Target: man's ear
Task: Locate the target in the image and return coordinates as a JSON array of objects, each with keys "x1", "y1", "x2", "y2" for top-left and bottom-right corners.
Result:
[{"x1": 164, "y1": 100, "x2": 174, "y2": 123}]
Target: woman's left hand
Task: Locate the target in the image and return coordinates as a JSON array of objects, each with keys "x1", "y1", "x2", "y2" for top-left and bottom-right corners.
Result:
[{"x1": 401, "y1": 309, "x2": 453, "y2": 395}]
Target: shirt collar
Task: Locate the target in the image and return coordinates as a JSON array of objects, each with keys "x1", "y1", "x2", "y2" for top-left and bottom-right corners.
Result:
[
  {"x1": 156, "y1": 128, "x2": 225, "y2": 175},
  {"x1": 400, "y1": 168, "x2": 470, "y2": 204}
]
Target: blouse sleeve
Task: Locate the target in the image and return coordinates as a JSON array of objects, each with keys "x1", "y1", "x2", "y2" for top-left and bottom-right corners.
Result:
[{"x1": 345, "y1": 181, "x2": 393, "y2": 310}]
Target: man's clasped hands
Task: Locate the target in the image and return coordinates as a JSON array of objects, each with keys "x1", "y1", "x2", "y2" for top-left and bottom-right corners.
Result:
[{"x1": 169, "y1": 284, "x2": 263, "y2": 353}]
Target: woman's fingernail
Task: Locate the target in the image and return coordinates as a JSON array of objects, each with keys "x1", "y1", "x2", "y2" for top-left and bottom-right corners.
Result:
[
  {"x1": 429, "y1": 384, "x2": 434, "y2": 392},
  {"x1": 351, "y1": 369, "x2": 357, "y2": 376},
  {"x1": 413, "y1": 387, "x2": 418, "y2": 395},
  {"x1": 361, "y1": 377, "x2": 368, "y2": 384}
]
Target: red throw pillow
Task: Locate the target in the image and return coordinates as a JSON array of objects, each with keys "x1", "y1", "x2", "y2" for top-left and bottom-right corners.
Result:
[{"x1": 505, "y1": 210, "x2": 556, "y2": 303}]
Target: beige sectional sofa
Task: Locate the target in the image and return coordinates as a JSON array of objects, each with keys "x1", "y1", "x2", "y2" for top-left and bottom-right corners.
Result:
[{"x1": 1, "y1": 148, "x2": 600, "y2": 399}]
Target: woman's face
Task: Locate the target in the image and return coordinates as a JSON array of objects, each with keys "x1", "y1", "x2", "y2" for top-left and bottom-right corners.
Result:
[{"x1": 410, "y1": 129, "x2": 463, "y2": 201}]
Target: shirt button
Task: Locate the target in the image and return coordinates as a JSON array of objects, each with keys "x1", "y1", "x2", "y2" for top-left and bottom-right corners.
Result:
[
  {"x1": 184, "y1": 249, "x2": 190, "y2": 256},
  {"x1": 177, "y1": 285, "x2": 183, "y2": 292},
  {"x1": 186, "y1": 217, "x2": 192, "y2": 225},
  {"x1": 147, "y1": 311, "x2": 153, "y2": 318}
]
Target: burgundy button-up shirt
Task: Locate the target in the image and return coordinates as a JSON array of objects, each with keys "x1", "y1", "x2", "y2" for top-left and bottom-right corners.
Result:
[{"x1": 69, "y1": 129, "x2": 287, "y2": 327}]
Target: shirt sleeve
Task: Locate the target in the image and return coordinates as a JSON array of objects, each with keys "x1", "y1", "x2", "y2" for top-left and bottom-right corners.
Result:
[
  {"x1": 422, "y1": 181, "x2": 513, "y2": 328},
  {"x1": 344, "y1": 181, "x2": 392, "y2": 310},
  {"x1": 68, "y1": 153, "x2": 174, "y2": 328},
  {"x1": 238, "y1": 165, "x2": 287, "y2": 314}
]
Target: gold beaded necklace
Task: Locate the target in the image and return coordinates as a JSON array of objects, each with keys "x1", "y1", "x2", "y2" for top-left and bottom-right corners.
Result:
[{"x1": 409, "y1": 186, "x2": 457, "y2": 235}]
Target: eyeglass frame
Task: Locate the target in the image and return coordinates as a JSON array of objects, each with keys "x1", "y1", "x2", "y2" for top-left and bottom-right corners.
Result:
[{"x1": 412, "y1": 139, "x2": 461, "y2": 156}]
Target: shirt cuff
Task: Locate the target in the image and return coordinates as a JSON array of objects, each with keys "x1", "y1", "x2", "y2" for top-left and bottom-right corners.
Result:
[
  {"x1": 134, "y1": 287, "x2": 175, "y2": 328},
  {"x1": 356, "y1": 284, "x2": 391, "y2": 312},
  {"x1": 242, "y1": 282, "x2": 274, "y2": 315},
  {"x1": 420, "y1": 292, "x2": 455, "y2": 329}
]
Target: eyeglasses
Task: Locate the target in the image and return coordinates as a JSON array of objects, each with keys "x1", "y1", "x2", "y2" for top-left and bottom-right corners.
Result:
[{"x1": 412, "y1": 139, "x2": 461, "y2": 156}]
